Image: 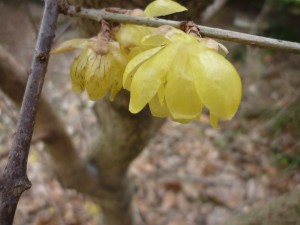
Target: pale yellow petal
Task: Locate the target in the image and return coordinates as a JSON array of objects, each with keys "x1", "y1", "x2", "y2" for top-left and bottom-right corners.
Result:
[
  {"x1": 109, "y1": 57, "x2": 125, "y2": 101},
  {"x1": 70, "y1": 49, "x2": 89, "y2": 93},
  {"x1": 123, "y1": 46, "x2": 163, "y2": 90},
  {"x1": 51, "y1": 39, "x2": 89, "y2": 54},
  {"x1": 210, "y1": 113, "x2": 219, "y2": 128},
  {"x1": 86, "y1": 55, "x2": 110, "y2": 100},
  {"x1": 144, "y1": 0, "x2": 187, "y2": 17},
  {"x1": 149, "y1": 94, "x2": 170, "y2": 118},
  {"x1": 192, "y1": 48, "x2": 242, "y2": 120},
  {"x1": 129, "y1": 45, "x2": 178, "y2": 113},
  {"x1": 165, "y1": 47, "x2": 203, "y2": 121},
  {"x1": 141, "y1": 34, "x2": 170, "y2": 46},
  {"x1": 114, "y1": 24, "x2": 152, "y2": 49}
]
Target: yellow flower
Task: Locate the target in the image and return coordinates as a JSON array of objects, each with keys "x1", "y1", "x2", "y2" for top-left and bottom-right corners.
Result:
[
  {"x1": 51, "y1": 36, "x2": 128, "y2": 101},
  {"x1": 113, "y1": 0, "x2": 187, "y2": 56},
  {"x1": 123, "y1": 26, "x2": 242, "y2": 127}
]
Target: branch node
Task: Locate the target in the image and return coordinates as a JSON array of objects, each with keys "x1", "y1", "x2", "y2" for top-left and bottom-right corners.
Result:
[
  {"x1": 12, "y1": 181, "x2": 31, "y2": 197},
  {"x1": 38, "y1": 53, "x2": 47, "y2": 62},
  {"x1": 181, "y1": 21, "x2": 202, "y2": 38},
  {"x1": 75, "y1": 5, "x2": 81, "y2": 13},
  {"x1": 58, "y1": 0, "x2": 69, "y2": 15}
]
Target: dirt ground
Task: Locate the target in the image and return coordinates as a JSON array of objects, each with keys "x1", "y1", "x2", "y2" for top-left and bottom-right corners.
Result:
[{"x1": 0, "y1": 2, "x2": 300, "y2": 225}]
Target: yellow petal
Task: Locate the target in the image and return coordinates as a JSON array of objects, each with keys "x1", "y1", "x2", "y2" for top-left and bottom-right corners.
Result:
[
  {"x1": 149, "y1": 94, "x2": 170, "y2": 118},
  {"x1": 85, "y1": 55, "x2": 110, "y2": 100},
  {"x1": 123, "y1": 46, "x2": 163, "y2": 90},
  {"x1": 192, "y1": 47, "x2": 242, "y2": 120},
  {"x1": 210, "y1": 113, "x2": 219, "y2": 128},
  {"x1": 129, "y1": 45, "x2": 178, "y2": 113},
  {"x1": 114, "y1": 24, "x2": 152, "y2": 49},
  {"x1": 144, "y1": 0, "x2": 187, "y2": 17},
  {"x1": 109, "y1": 58, "x2": 126, "y2": 101},
  {"x1": 70, "y1": 49, "x2": 89, "y2": 93},
  {"x1": 165, "y1": 46, "x2": 203, "y2": 121},
  {"x1": 51, "y1": 39, "x2": 89, "y2": 54},
  {"x1": 141, "y1": 34, "x2": 170, "y2": 46}
]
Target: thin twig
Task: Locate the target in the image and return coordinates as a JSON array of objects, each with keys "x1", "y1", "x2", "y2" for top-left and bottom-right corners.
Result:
[
  {"x1": 64, "y1": 5, "x2": 300, "y2": 54},
  {"x1": 0, "y1": 0, "x2": 58, "y2": 224}
]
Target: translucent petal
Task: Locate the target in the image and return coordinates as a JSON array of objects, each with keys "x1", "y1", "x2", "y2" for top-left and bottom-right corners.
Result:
[
  {"x1": 123, "y1": 46, "x2": 163, "y2": 90},
  {"x1": 129, "y1": 45, "x2": 178, "y2": 113},
  {"x1": 85, "y1": 55, "x2": 111, "y2": 100},
  {"x1": 149, "y1": 94, "x2": 170, "y2": 118},
  {"x1": 114, "y1": 24, "x2": 152, "y2": 49},
  {"x1": 141, "y1": 34, "x2": 171, "y2": 46},
  {"x1": 109, "y1": 42, "x2": 129, "y2": 67},
  {"x1": 70, "y1": 49, "x2": 89, "y2": 93},
  {"x1": 51, "y1": 39, "x2": 89, "y2": 54},
  {"x1": 192, "y1": 48, "x2": 242, "y2": 120},
  {"x1": 165, "y1": 47, "x2": 203, "y2": 121},
  {"x1": 109, "y1": 57, "x2": 125, "y2": 101},
  {"x1": 144, "y1": 0, "x2": 187, "y2": 17}
]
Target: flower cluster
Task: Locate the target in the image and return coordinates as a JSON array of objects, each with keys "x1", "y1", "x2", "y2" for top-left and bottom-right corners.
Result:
[
  {"x1": 51, "y1": 0, "x2": 242, "y2": 127},
  {"x1": 124, "y1": 26, "x2": 242, "y2": 127}
]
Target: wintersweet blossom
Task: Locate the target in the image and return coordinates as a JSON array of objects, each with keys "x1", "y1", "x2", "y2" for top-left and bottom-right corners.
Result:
[
  {"x1": 123, "y1": 26, "x2": 242, "y2": 127},
  {"x1": 51, "y1": 36, "x2": 128, "y2": 101}
]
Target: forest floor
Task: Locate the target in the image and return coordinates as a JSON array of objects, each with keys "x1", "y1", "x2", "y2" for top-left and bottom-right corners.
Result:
[{"x1": 0, "y1": 2, "x2": 300, "y2": 225}]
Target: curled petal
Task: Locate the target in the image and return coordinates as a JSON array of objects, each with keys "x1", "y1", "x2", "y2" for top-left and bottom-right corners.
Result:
[
  {"x1": 129, "y1": 45, "x2": 178, "y2": 113},
  {"x1": 144, "y1": 0, "x2": 187, "y2": 17},
  {"x1": 192, "y1": 48, "x2": 242, "y2": 120},
  {"x1": 200, "y1": 38, "x2": 229, "y2": 56},
  {"x1": 123, "y1": 46, "x2": 163, "y2": 90},
  {"x1": 51, "y1": 39, "x2": 89, "y2": 54}
]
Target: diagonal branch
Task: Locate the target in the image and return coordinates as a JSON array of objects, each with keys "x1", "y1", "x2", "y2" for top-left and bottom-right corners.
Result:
[
  {"x1": 0, "y1": 0, "x2": 58, "y2": 224},
  {"x1": 62, "y1": 4, "x2": 300, "y2": 54}
]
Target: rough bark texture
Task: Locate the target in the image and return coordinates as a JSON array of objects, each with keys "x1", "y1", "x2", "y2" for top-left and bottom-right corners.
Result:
[{"x1": 88, "y1": 91, "x2": 164, "y2": 225}]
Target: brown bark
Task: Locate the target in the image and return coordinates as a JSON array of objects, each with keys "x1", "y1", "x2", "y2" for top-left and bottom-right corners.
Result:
[{"x1": 87, "y1": 92, "x2": 164, "y2": 225}]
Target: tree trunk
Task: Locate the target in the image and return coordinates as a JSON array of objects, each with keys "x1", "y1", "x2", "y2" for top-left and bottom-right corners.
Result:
[{"x1": 87, "y1": 91, "x2": 164, "y2": 225}]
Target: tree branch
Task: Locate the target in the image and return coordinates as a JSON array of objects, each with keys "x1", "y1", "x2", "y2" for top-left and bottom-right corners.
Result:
[
  {"x1": 0, "y1": 0, "x2": 58, "y2": 224},
  {"x1": 62, "y1": 4, "x2": 300, "y2": 54}
]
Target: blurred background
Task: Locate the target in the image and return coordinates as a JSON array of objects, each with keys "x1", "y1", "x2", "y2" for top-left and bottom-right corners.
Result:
[{"x1": 0, "y1": 0, "x2": 300, "y2": 224}]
